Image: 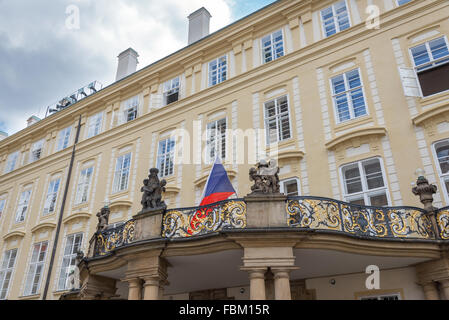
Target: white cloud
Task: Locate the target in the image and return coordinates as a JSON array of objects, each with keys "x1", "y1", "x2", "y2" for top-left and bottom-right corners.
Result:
[{"x1": 0, "y1": 0, "x2": 233, "y2": 135}]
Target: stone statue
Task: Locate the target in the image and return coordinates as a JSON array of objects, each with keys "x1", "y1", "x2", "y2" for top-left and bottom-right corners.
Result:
[
  {"x1": 75, "y1": 250, "x2": 84, "y2": 266},
  {"x1": 249, "y1": 159, "x2": 281, "y2": 195},
  {"x1": 96, "y1": 206, "x2": 110, "y2": 232},
  {"x1": 141, "y1": 168, "x2": 167, "y2": 211}
]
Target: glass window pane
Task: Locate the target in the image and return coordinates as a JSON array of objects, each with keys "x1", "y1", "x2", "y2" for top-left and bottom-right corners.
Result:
[{"x1": 369, "y1": 193, "x2": 388, "y2": 207}]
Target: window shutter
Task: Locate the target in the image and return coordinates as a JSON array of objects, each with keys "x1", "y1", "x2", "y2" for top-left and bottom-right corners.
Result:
[{"x1": 398, "y1": 67, "x2": 421, "y2": 97}]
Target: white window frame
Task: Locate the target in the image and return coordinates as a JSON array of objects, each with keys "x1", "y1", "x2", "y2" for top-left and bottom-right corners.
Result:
[
  {"x1": 0, "y1": 249, "x2": 18, "y2": 300},
  {"x1": 330, "y1": 68, "x2": 368, "y2": 124},
  {"x1": 206, "y1": 118, "x2": 227, "y2": 164},
  {"x1": 4, "y1": 151, "x2": 19, "y2": 174},
  {"x1": 409, "y1": 36, "x2": 449, "y2": 72},
  {"x1": 30, "y1": 139, "x2": 45, "y2": 163},
  {"x1": 112, "y1": 153, "x2": 132, "y2": 193},
  {"x1": 340, "y1": 157, "x2": 391, "y2": 207},
  {"x1": 261, "y1": 29, "x2": 285, "y2": 64},
  {"x1": 208, "y1": 55, "x2": 228, "y2": 87},
  {"x1": 264, "y1": 95, "x2": 292, "y2": 145},
  {"x1": 123, "y1": 96, "x2": 139, "y2": 123},
  {"x1": 23, "y1": 241, "x2": 48, "y2": 296},
  {"x1": 157, "y1": 138, "x2": 175, "y2": 178},
  {"x1": 15, "y1": 189, "x2": 32, "y2": 223},
  {"x1": 280, "y1": 177, "x2": 301, "y2": 197},
  {"x1": 86, "y1": 112, "x2": 103, "y2": 139},
  {"x1": 320, "y1": 0, "x2": 352, "y2": 38},
  {"x1": 56, "y1": 127, "x2": 72, "y2": 152},
  {"x1": 43, "y1": 178, "x2": 61, "y2": 215},
  {"x1": 432, "y1": 139, "x2": 449, "y2": 205},
  {"x1": 0, "y1": 198, "x2": 5, "y2": 219},
  {"x1": 75, "y1": 167, "x2": 94, "y2": 205},
  {"x1": 58, "y1": 233, "x2": 83, "y2": 291},
  {"x1": 163, "y1": 77, "x2": 180, "y2": 106}
]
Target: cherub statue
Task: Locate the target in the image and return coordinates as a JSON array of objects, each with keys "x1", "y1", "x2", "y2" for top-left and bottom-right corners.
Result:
[
  {"x1": 249, "y1": 167, "x2": 265, "y2": 193},
  {"x1": 96, "y1": 206, "x2": 110, "y2": 232},
  {"x1": 140, "y1": 168, "x2": 167, "y2": 211}
]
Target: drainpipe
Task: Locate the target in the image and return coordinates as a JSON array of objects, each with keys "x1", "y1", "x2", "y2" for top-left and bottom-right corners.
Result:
[{"x1": 43, "y1": 115, "x2": 82, "y2": 300}]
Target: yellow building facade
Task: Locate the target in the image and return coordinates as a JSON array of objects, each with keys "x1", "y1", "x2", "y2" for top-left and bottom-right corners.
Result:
[{"x1": 1, "y1": 0, "x2": 449, "y2": 300}]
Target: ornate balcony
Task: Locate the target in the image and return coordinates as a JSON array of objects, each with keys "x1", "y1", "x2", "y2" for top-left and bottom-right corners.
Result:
[{"x1": 89, "y1": 196, "x2": 449, "y2": 258}]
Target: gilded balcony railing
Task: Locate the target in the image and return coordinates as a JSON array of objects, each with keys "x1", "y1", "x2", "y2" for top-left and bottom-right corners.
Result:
[
  {"x1": 162, "y1": 199, "x2": 247, "y2": 238},
  {"x1": 94, "y1": 220, "x2": 135, "y2": 256},
  {"x1": 436, "y1": 207, "x2": 449, "y2": 240},
  {"x1": 286, "y1": 196, "x2": 437, "y2": 240}
]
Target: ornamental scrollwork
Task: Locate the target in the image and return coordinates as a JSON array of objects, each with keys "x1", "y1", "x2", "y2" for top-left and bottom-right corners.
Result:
[
  {"x1": 95, "y1": 220, "x2": 135, "y2": 256},
  {"x1": 437, "y1": 208, "x2": 449, "y2": 240},
  {"x1": 286, "y1": 197, "x2": 436, "y2": 240},
  {"x1": 162, "y1": 200, "x2": 247, "y2": 238}
]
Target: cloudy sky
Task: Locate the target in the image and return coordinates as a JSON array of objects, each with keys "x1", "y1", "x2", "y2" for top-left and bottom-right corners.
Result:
[{"x1": 0, "y1": 0, "x2": 276, "y2": 136}]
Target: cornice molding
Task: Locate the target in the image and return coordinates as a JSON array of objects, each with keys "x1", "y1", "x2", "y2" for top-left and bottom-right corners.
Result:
[{"x1": 325, "y1": 127, "x2": 387, "y2": 150}]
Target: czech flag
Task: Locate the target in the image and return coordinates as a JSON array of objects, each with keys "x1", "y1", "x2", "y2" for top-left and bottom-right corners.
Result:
[
  {"x1": 199, "y1": 157, "x2": 236, "y2": 207},
  {"x1": 188, "y1": 157, "x2": 236, "y2": 235}
]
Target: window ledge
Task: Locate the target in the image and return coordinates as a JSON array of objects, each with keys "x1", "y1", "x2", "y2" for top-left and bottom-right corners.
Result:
[
  {"x1": 63, "y1": 211, "x2": 91, "y2": 225},
  {"x1": 413, "y1": 94, "x2": 449, "y2": 126},
  {"x1": 109, "y1": 199, "x2": 132, "y2": 210},
  {"x1": 31, "y1": 222, "x2": 56, "y2": 234},
  {"x1": 325, "y1": 127, "x2": 387, "y2": 150},
  {"x1": 334, "y1": 115, "x2": 373, "y2": 133},
  {"x1": 18, "y1": 294, "x2": 41, "y2": 300},
  {"x1": 3, "y1": 230, "x2": 26, "y2": 241}
]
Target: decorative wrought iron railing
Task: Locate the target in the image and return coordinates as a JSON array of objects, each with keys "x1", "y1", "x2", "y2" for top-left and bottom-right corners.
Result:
[
  {"x1": 437, "y1": 207, "x2": 449, "y2": 240},
  {"x1": 162, "y1": 199, "x2": 247, "y2": 238},
  {"x1": 94, "y1": 220, "x2": 135, "y2": 256},
  {"x1": 286, "y1": 196, "x2": 439, "y2": 240},
  {"x1": 90, "y1": 197, "x2": 449, "y2": 257}
]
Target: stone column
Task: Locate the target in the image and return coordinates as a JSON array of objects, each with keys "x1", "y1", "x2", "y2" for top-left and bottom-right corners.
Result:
[
  {"x1": 439, "y1": 279, "x2": 449, "y2": 300},
  {"x1": 272, "y1": 268, "x2": 293, "y2": 300},
  {"x1": 242, "y1": 267, "x2": 267, "y2": 300},
  {"x1": 126, "y1": 278, "x2": 142, "y2": 300},
  {"x1": 422, "y1": 282, "x2": 439, "y2": 300},
  {"x1": 143, "y1": 277, "x2": 161, "y2": 300}
]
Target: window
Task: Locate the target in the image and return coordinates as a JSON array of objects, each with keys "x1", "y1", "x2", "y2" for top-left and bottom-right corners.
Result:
[
  {"x1": 433, "y1": 140, "x2": 449, "y2": 203},
  {"x1": 4, "y1": 151, "x2": 19, "y2": 174},
  {"x1": 23, "y1": 242, "x2": 48, "y2": 296},
  {"x1": 341, "y1": 158, "x2": 389, "y2": 206},
  {"x1": 163, "y1": 77, "x2": 180, "y2": 106},
  {"x1": 30, "y1": 140, "x2": 44, "y2": 163},
  {"x1": 208, "y1": 56, "x2": 227, "y2": 87},
  {"x1": 331, "y1": 69, "x2": 367, "y2": 123},
  {"x1": 86, "y1": 112, "x2": 103, "y2": 138},
  {"x1": 410, "y1": 36, "x2": 449, "y2": 96},
  {"x1": 360, "y1": 293, "x2": 401, "y2": 300},
  {"x1": 157, "y1": 138, "x2": 175, "y2": 177},
  {"x1": 280, "y1": 178, "x2": 300, "y2": 196},
  {"x1": 43, "y1": 178, "x2": 61, "y2": 215},
  {"x1": 321, "y1": 1, "x2": 351, "y2": 38},
  {"x1": 15, "y1": 189, "x2": 32, "y2": 223},
  {"x1": 264, "y1": 95, "x2": 291, "y2": 144},
  {"x1": 113, "y1": 153, "x2": 131, "y2": 193},
  {"x1": 123, "y1": 96, "x2": 139, "y2": 122},
  {"x1": 75, "y1": 167, "x2": 93, "y2": 204},
  {"x1": 0, "y1": 198, "x2": 5, "y2": 219},
  {"x1": 397, "y1": 0, "x2": 412, "y2": 6},
  {"x1": 206, "y1": 118, "x2": 227, "y2": 163},
  {"x1": 0, "y1": 249, "x2": 17, "y2": 300},
  {"x1": 58, "y1": 233, "x2": 83, "y2": 291},
  {"x1": 57, "y1": 127, "x2": 72, "y2": 151},
  {"x1": 262, "y1": 30, "x2": 284, "y2": 64}
]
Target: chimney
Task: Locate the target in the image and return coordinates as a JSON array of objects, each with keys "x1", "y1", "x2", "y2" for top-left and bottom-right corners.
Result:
[
  {"x1": 115, "y1": 48, "x2": 139, "y2": 81},
  {"x1": 188, "y1": 7, "x2": 212, "y2": 45},
  {"x1": 0, "y1": 131, "x2": 8, "y2": 141},
  {"x1": 27, "y1": 116, "x2": 41, "y2": 127}
]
